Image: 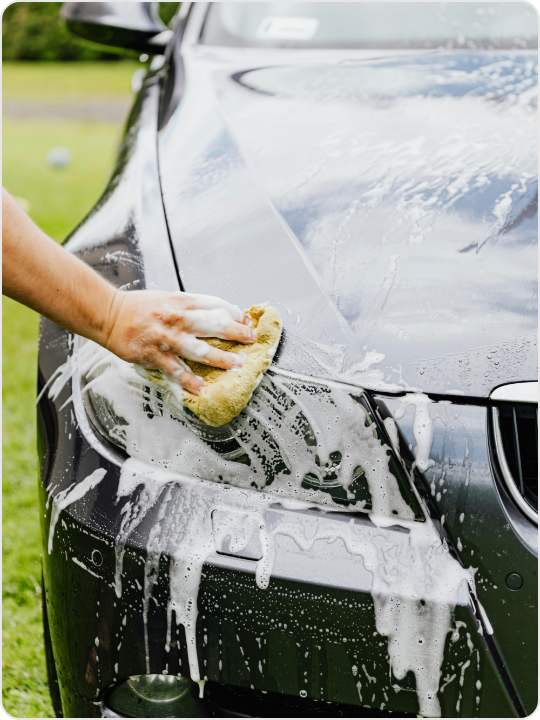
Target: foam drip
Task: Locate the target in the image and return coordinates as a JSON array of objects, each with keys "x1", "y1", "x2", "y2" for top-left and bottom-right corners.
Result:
[
  {"x1": 45, "y1": 340, "x2": 480, "y2": 716},
  {"x1": 48, "y1": 468, "x2": 107, "y2": 553},
  {"x1": 394, "y1": 393, "x2": 435, "y2": 473},
  {"x1": 115, "y1": 459, "x2": 474, "y2": 716},
  {"x1": 79, "y1": 340, "x2": 413, "y2": 519},
  {"x1": 116, "y1": 459, "x2": 274, "y2": 682}
]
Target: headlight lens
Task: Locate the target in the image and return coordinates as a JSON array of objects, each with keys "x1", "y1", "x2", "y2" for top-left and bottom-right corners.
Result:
[
  {"x1": 79, "y1": 339, "x2": 421, "y2": 520},
  {"x1": 106, "y1": 675, "x2": 209, "y2": 718}
]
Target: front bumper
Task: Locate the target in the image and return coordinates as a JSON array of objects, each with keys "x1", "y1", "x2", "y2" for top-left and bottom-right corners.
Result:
[{"x1": 39, "y1": 315, "x2": 535, "y2": 719}]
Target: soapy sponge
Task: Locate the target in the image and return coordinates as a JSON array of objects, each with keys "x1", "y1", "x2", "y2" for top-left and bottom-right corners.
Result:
[
  {"x1": 138, "y1": 304, "x2": 282, "y2": 427},
  {"x1": 184, "y1": 303, "x2": 282, "y2": 426}
]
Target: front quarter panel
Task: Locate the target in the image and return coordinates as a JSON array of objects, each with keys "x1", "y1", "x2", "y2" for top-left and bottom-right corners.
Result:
[
  {"x1": 375, "y1": 395, "x2": 537, "y2": 715},
  {"x1": 38, "y1": 68, "x2": 181, "y2": 709},
  {"x1": 37, "y1": 31, "x2": 536, "y2": 719}
]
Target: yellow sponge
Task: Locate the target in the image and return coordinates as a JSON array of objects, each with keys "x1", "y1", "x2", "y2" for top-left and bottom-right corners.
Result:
[
  {"x1": 183, "y1": 303, "x2": 282, "y2": 426},
  {"x1": 137, "y1": 304, "x2": 282, "y2": 427}
]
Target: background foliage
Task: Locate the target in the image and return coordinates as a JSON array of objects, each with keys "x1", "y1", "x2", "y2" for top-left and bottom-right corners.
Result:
[
  {"x1": 2, "y1": 2, "x2": 180, "y2": 61},
  {"x1": 3, "y1": 2, "x2": 115, "y2": 61}
]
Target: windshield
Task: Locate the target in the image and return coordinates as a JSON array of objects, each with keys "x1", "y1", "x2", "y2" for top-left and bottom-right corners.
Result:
[{"x1": 202, "y1": 2, "x2": 537, "y2": 50}]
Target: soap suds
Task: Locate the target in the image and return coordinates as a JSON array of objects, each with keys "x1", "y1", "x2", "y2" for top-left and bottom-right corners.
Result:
[
  {"x1": 115, "y1": 458, "x2": 474, "y2": 716},
  {"x1": 136, "y1": 303, "x2": 282, "y2": 427},
  {"x1": 383, "y1": 416, "x2": 400, "y2": 456},
  {"x1": 48, "y1": 468, "x2": 106, "y2": 553},
  {"x1": 393, "y1": 393, "x2": 435, "y2": 473},
  {"x1": 45, "y1": 337, "x2": 480, "y2": 717},
  {"x1": 80, "y1": 339, "x2": 413, "y2": 519}
]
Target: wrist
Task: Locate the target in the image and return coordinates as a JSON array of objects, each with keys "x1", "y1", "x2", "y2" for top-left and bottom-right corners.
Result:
[{"x1": 96, "y1": 288, "x2": 125, "y2": 350}]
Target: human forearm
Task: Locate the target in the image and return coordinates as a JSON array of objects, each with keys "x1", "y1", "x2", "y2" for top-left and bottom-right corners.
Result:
[
  {"x1": 2, "y1": 188, "x2": 257, "y2": 395},
  {"x1": 2, "y1": 188, "x2": 117, "y2": 346}
]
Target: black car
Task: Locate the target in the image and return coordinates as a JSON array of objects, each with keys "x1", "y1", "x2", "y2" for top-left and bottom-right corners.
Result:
[{"x1": 38, "y1": 2, "x2": 538, "y2": 717}]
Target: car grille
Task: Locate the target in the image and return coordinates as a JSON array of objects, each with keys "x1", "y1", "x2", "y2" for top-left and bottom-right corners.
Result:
[{"x1": 494, "y1": 402, "x2": 538, "y2": 520}]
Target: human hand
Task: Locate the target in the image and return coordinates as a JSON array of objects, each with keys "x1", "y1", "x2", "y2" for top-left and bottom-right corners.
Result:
[
  {"x1": 1, "y1": 189, "x2": 255, "y2": 392},
  {"x1": 104, "y1": 290, "x2": 256, "y2": 395}
]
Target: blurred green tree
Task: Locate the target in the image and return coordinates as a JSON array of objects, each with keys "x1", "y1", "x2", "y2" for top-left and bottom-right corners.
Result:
[
  {"x1": 2, "y1": 2, "x2": 117, "y2": 60},
  {"x1": 2, "y1": 2, "x2": 181, "y2": 61},
  {"x1": 159, "y1": 2, "x2": 181, "y2": 27}
]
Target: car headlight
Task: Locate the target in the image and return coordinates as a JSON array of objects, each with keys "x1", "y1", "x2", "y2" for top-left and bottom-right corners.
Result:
[{"x1": 78, "y1": 338, "x2": 421, "y2": 519}]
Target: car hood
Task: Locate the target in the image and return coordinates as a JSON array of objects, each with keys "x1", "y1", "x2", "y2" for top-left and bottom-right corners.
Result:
[{"x1": 158, "y1": 47, "x2": 537, "y2": 397}]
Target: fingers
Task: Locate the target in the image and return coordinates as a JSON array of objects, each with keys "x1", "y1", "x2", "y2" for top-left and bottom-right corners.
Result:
[
  {"x1": 182, "y1": 308, "x2": 234, "y2": 337},
  {"x1": 183, "y1": 309, "x2": 257, "y2": 344},
  {"x1": 176, "y1": 333, "x2": 246, "y2": 370},
  {"x1": 158, "y1": 354, "x2": 205, "y2": 396},
  {"x1": 220, "y1": 319, "x2": 257, "y2": 344},
  {"x1": 180, "y1": 292, "x2": 249, "y2": 325},
  {"x1": 203, "y1": 347, "x2": 246, "y2": 370},
  {"x1": 141, "y1": 330, "x2": 252, "y2": 397}
]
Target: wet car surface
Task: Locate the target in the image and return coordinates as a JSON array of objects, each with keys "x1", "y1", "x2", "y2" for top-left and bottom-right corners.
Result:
[{"x1": 39, "y1": 3, "x2": 537, "y2": 717}]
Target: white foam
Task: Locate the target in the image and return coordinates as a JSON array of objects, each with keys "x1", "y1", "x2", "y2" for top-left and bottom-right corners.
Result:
[
  {"x1": 57, "y1": 340, "x2": 482, "y2": 715},
  {"x1": 180, "y1": 293, "x2": 245, "y2": 324},
  {"x1": 80, "y1": 340, "x2": 412, "y2": 518},
  {"x1": 383, "y1": 416, "x2": 400, "y2": 457},
  {"x1": 393, "y1": 393, "x2": 435, "y2": 473},
  {"x1": 48, "y1": 468, "x2": 107, "y2": 553},
  {"x1": 37, "y1": 343, "x2": 78, "y2": 405},
  {"x1": 116, "y1": 458, "x2": 473, "y2": 715}
]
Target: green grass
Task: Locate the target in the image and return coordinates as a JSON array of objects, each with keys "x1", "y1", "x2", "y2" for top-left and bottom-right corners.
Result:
[
  {"x1": 3, "y1": 60, "x2": 139, "y2": 102},
  {"x1": 3, "y1": 61, "x2": 137, "y2": 239},
  {"x1": 3, "y1": 117, "x2": 124, "y2": 240},
  {"x1": 3, "y1": 61, "x2": 137, "y2": 718},
  {"x1": 2, "y1": 298, "x2": 50, "y2": 718}
]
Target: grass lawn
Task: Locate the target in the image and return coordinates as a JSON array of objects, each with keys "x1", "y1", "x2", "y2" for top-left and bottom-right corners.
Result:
[
  {"x1": 3, "y1": 61, "x2": 138, "y2": 718},
  {"x1": 3, "y1": 117, "x2": 125, "y2": 240},
  {"x1": 2, "y1": 61, "x2": 138, "y2": 103}
]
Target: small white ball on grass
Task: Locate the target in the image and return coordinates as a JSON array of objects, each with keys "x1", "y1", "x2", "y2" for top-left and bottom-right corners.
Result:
[{"x1": 46, "y1": 147, "x2": 72, "y2": 169}]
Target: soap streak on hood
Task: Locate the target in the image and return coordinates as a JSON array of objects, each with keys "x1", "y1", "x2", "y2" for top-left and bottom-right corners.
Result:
[{"x1": 158, "y1": 47, "x2": 537, "y2": 397}]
